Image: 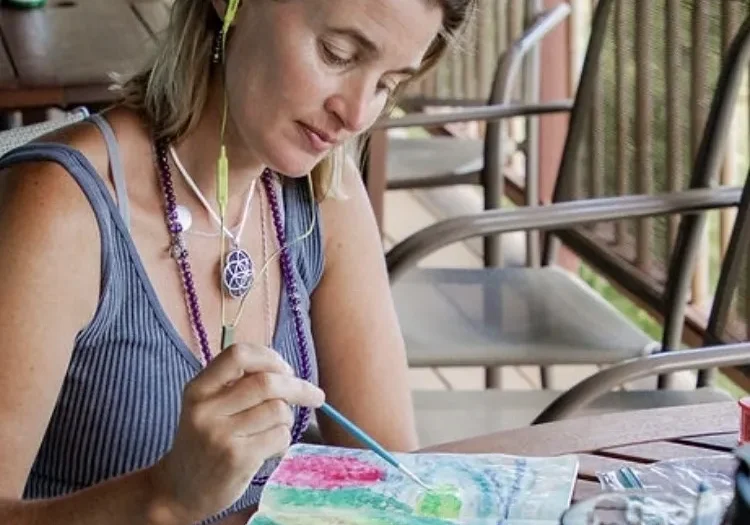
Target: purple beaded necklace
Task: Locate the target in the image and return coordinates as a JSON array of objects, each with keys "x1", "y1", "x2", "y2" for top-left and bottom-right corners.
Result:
[{"x1": 155, "y1": 137, "x2": 313, "y2": 484}]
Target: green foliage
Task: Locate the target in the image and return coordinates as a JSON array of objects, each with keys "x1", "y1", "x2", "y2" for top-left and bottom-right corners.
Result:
[{"x1": 578, "y1": 263, "x2": 747, "y2": 397}]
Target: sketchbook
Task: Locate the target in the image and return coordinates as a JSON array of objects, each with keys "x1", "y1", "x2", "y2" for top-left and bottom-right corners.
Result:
[{"x1": 247, "y1": 443, "x2": 578, "y2": 525}]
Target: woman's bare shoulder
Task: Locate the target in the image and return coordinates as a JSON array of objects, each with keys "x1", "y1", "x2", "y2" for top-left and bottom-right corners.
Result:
[
  {"x1": 1, "y1": 106, "x2": 152, "y2": 213},
  {"x1": 0, "y1": 131, "x2": 104, "y2": 314},
  {"x1": 0, "y1": 115, "x2": 110, "y2": 227},
  {"x1": 0, "y1": 110, "x2": 151, "y2": 318}
]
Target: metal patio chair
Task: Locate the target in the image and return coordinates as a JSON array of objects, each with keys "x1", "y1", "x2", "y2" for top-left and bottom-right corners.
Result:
[{"x1": 381, "y1": 1, "x2": 750, "y2": 391}]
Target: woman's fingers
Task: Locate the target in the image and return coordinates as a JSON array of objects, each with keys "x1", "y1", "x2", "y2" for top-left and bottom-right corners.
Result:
[
  {"x1": 206, "y1": 371, "x2": 325, "y2": 416},
  {"x1": 185, "y1": 344, "x2": 293, "y2": 401},
  {"x1": 229, "y1": 399, "x2": 295, "y2": 436},
  {"x1": 243, "y1": 424, "x2": 293, "y2": 463}
]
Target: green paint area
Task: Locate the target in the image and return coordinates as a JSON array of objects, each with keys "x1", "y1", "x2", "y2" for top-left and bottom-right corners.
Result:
[
  {"x1": 415, "y1": 485, "x2": 462, "y2": 520},
  {"x1": 263, "y1": 486, "x2": 463, "y2": 525},
  {"x1": 248, "y1": 516, "x2": 279, "y2": 525},
  {"x1": 268, "y1": 486, "x2": 413, "y2": 514}
]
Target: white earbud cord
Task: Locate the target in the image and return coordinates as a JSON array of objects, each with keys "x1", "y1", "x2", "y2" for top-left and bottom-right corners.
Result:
[{"x1": 169, "y1": 145, "x2": 256, "y2": 243}]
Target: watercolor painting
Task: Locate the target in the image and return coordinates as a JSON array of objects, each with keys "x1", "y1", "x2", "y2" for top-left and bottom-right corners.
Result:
[{"x1": 247, "y1": 444, "x2": 578, "y2": 525}]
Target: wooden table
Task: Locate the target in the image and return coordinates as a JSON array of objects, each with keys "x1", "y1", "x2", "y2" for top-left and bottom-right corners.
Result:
[
  {"x1": 0, "y1": 0, "x2": 170, "y2": 111},
  {"x1": 427, "y1": 401, "x2": 741, "y2": 502}
]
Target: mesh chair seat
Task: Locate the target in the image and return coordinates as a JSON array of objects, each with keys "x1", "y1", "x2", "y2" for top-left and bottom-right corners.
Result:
[
  {"x1": 393, "y1": 266, "x2": 658, "y2": 367},
  {"x1": 0, "y1": 108, "x2": 89, "y2": 158},
  {"x1": 414, "y1": 388, "x2": 732, "y2": 447},
  {"x1": 386, "y1": 136, "x2": 483, "y2": 189}
]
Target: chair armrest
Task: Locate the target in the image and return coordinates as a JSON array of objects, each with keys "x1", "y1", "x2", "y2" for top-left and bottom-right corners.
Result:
[
  {"x1": 491, "y1": 2, "x2": 572, "y2": 104},
  {"x1": 397, "y1": 97, "x2": 491, "y2": 110},
  {"x1": 514, "y1": 2, "x2": 572, "y2": 57},
  {"x1": 533, "y1": 341, "x2": 750, "y2": 424},
  {"x1": 374, "y1": 100, "x2": 573, "y2": 129},
  {"x1": 386, "y1": 186, "x2": 742, "y2": 281}
]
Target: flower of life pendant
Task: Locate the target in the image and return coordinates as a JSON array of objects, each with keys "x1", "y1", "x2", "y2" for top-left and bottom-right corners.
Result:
[{"x1": 222, "y1": 245, "x2": 254, "y2": 299}]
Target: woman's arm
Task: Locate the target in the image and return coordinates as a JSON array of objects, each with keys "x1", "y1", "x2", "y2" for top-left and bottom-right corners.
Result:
[
  {"x1": 311, "y1": 158, "x2": 419, "y2": 452},
  {"x1": 0, "y1": 161, "x2": 179, "y2": 525},
  {"x1": 0, "y1": 469, "x2": 184, "y2": 525}
]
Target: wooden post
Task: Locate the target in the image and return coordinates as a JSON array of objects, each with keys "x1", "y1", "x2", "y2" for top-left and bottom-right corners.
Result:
[
  {"x1": 364, "y1": 129, "x2": 388, "y2": 235},
  {"x1": 539, "y1": 0, "x2": 577, "y2": 271}
]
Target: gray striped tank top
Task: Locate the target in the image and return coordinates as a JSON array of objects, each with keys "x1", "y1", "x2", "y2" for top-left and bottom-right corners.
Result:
[{"x1": 0, "y1": 115, "x2": 323, "y2": 523}]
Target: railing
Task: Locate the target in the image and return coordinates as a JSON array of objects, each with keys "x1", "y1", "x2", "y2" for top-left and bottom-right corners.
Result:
[
  {"x1": 569, "y1": 0, "x2": 749, "y2": 302},
  {"x1": 403, "y1": 0, "x2": 540, "y2": 148},
  {"x1": 565, "y1": 0, "x2": 750, "y2": 355},
  {"x1": 406, "y1": 0, "x2": 525, "y2": 100}
]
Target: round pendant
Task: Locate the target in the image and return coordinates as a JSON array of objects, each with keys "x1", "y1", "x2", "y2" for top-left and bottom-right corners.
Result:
[
  {"x1": 223, "y1": 248, "x2": 254, "y2": 299},
  {"x1": 175, "y1": 205, "x2": 192, "y2": 232}
]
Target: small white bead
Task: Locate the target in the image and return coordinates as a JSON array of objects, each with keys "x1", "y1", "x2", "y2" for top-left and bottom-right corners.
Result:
[{"x1": 175, "y1": 205, "x2": 192, "y2": 232}]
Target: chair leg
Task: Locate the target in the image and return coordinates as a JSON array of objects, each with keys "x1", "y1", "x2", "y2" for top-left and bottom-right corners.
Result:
[
  {"x1": 539, "y1": 366, "x2": 551, "y2": 389},
  {"x1": 0, "y1": 110, "x2": 22, "y2": 131},
  {"x1": 696, "y1": 368, "x2": 715, "y2": 387},
  {"x1": 657, "y1": 373, "x2": 674, "y2": 390},
  {"x1": 20, "y1": 108, "x2": 49, "y2": 125},
  {"x1": 485, "y1": 367, "x2": 502, "y2": 389}
]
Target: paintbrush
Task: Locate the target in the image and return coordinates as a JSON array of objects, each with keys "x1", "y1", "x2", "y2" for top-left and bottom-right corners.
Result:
[
  {"x1": 216, "y1": 329, "x2": 431, "y2": 489},
  {"x1": 318, "y1": 402, "x2": 433, "y2": 492}
]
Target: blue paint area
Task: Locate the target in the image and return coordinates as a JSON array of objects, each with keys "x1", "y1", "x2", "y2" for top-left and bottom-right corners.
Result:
[
  {"x1": 498, "y1": 458, "x2": 528, "y2": 524},
  {"x1": 249, "y1": 516, "x2": 279, "y2": 525}
]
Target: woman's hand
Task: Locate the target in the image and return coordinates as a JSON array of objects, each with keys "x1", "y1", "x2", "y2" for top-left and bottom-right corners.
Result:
[{"x1": 148, "y1": 344, "x2": 325, "y2": 524}]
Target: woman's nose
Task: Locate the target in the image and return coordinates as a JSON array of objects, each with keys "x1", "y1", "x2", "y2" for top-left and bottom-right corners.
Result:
[{"x1": 325, "y1": 80, "x2": 379, "y2": 133}]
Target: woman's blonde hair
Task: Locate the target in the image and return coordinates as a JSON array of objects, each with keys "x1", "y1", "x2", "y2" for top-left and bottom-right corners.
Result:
[{"x1": 120, "y1": 0, "x2": 476, "y2": 200}]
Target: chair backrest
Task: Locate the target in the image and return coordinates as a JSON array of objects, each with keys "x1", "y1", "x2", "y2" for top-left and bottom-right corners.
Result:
[
  {"x1": 0, "y1": 107, "x2": 90, "y2": 158},
  {"x1": 657, "y1": 11, "x2": 750, "y2": 356},
  {"x1": 481, "y1": 2, "x2": 572, "y2": 267},
  {"x1": 696, "y1": 165, "x2": 750, "y2": 386},
  {"x1": 543, "y1": 0, "x2": 750, "y2": 349}
]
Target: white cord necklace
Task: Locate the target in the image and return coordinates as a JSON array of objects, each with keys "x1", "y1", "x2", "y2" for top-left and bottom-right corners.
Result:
[
  {"x1": 259, "y1": 184, "x2": 274, "y2": 347},
  {"x1": 169, "y1": 145, "x2": 258, "y2": 300}
]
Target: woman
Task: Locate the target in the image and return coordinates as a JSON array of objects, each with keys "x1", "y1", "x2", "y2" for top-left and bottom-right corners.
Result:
[{"x1": 0, "y1": 0, "x2": 475, "y2": 523}]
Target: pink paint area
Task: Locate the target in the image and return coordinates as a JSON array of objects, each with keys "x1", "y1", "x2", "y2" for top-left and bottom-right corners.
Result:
[{"x1": 274, "y1": 454, "x2": 386, "y2": 489}]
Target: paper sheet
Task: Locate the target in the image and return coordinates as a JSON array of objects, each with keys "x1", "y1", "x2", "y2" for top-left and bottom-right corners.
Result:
[{"x1": 248, "y1": 444, "x2": 579, "y2": 525}]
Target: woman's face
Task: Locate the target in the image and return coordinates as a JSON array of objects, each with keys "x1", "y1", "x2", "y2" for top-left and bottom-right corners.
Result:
[{"x1": 219, "y1": 0, "x2": 443, "y2": 176}]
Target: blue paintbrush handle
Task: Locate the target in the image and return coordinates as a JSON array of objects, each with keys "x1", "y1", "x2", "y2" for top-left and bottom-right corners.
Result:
[{"x1": 318, "y1": 402, "x2": 401, "y2": 470}]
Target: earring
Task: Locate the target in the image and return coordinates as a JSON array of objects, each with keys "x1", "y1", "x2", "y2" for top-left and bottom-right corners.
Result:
[{"x1": 212, "y1": 27, "x2": 224, "y2": 64}]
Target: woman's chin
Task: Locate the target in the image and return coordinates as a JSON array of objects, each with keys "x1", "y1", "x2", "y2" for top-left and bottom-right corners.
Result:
[{"x1": 267, "y1": 152, "x2": 326, "y2": 178}]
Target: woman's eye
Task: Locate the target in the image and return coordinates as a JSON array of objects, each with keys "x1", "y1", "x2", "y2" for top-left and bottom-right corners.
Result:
[{"x1": 320, "y1": 41, "x2": 355, "y2": 67}]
